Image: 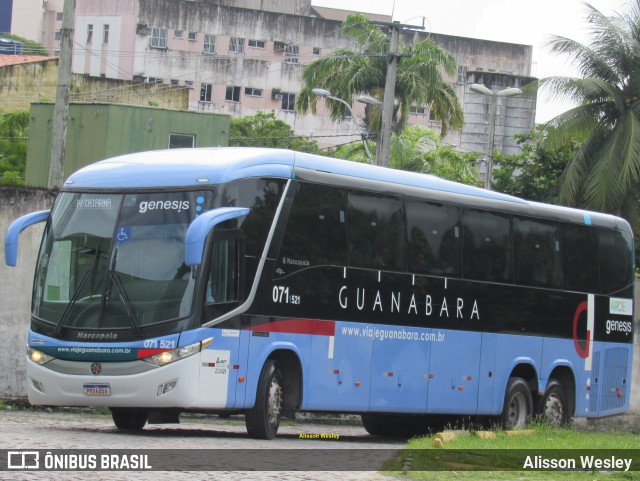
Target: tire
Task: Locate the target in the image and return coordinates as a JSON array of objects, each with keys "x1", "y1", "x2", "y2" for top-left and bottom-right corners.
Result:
[
  {"x1": 500, "y1": 377, "x2": 533, "y2": 430},
  {"x1": 538, "y1": 379, "x2": 571, "y2": 427},
  {"x1": 110, "y1": 408, "x2": 148, "y2": 431},
  {"x1": 245, "y1": 360, "x2": 283, "y2": 439}
]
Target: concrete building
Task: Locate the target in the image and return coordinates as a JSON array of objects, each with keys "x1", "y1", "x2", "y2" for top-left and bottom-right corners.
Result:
[
  {"x1": 67, "y1": 0, "x2": 536, "y2": 157},
  {"x1": 8, "y1": 0, "x2": 537, "y2": 160}
]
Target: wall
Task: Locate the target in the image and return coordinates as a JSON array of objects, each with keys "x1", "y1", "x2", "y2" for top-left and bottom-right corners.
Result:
[
  {"x1": 0, "y1": 187, "x2": 56, "y2": 398},
  {"x1": 0, "y1": 58, "x2": 190, "y2": 112}
]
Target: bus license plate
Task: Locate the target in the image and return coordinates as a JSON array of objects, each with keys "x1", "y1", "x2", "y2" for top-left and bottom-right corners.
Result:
[{"x1": 83, "y1": 383, "x2": 111, "y2": 396}]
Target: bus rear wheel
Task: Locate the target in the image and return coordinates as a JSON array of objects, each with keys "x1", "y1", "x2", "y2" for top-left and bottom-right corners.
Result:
[
  {"x1": 110, "y1": 408, "x2": 148, "y2": 431},
  {"x1": 500, "y1": 377, "x2": 532, "y2": 430},
  {"x1": 539, "y1": 379, "x2": 571, "y2": 427},
  {"x1": 245, "y1": 360, "x2": 283, "y2": 439}
]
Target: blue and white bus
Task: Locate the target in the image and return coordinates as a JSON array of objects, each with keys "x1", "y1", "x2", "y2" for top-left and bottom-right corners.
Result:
[{"x1": 5, "y1": 147, "x2": 635, "y2": 439}]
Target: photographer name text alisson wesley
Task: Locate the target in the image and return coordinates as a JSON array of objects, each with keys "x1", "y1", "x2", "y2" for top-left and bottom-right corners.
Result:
[{"x1": 523, "y1": 455, "x2": 632, "y2": 471}]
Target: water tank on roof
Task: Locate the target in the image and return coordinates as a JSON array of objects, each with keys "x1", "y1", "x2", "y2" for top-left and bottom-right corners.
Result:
[{"x1": 0, "y1": 38, "x2": 24, "y2": 55}]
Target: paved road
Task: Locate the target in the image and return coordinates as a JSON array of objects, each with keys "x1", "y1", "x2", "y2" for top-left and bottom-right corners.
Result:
[{"x1": 0, "y1": 409, "x2": 405, "y2": 481}]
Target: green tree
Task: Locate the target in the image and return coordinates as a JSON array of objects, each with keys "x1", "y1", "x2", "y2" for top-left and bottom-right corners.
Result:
[
  {"x1": 332, "y1": 125, "x2": 481, "y2": 185},
  {"x1": 0, "y1": 34, "x2": 49, "y2": 56},
  {"x1": 229, "y1": 111, "x2": 323, "y2": 154},
  {"x1": 296, "y1": 13, "x2": 463, "y2": 141},
  {"x1": 492, "y1": 127, "x2": 575, "y2": 202},
  {"x1": 539, "y1": 0, "x2": 640, "y2": 233},
  {"x1": 0, "y1": 109, "x2": 29, "y2": 186}
]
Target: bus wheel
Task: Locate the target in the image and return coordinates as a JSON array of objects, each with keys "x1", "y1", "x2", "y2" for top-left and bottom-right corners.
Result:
[
  {"x1": 501, "y1": 377, "x2": 532, "y2": 430},
  {"x1": 539, "y1": 380, "x2": 570, "y2": 427},
  {"x1": 246, "y1": 360, "x2": 283, "y2": 439},
  {"x1": 110, "y1": 408, "x2": 148, "y2": 430}
]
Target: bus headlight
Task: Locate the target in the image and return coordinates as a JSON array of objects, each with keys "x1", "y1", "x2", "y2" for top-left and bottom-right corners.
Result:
[
  {"x1": 142, "y1": 338, "x2": 212, "y2": 366},
  {"x1": 28, "y1": 347, "x2": 55, "y2": 365}
]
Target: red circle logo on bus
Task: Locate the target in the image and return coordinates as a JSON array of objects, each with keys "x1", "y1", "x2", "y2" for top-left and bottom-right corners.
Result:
[{"x1": 572, "y1": 301, "x2": 590, "y2": 359}]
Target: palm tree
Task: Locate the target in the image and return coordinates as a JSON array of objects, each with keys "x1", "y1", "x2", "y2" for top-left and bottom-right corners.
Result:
[
  {"x1": 296, "y1": 13, "x2": 463, "y2": 161},
  {"x1": 540, "y1": 0, "x2": 640, "y2": 233}
]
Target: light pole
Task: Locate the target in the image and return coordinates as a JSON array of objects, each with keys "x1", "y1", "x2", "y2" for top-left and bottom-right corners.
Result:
[
  {"x1": 312, "y1": 88, "x2": 374, "y2": 162},
  {"x1": 469, "y1": 84, "x2": 522, "y2": 190}
]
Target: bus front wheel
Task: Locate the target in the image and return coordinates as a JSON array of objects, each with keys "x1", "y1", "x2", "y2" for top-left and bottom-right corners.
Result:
[
  {"x1": 245, "y1": 360, "x2": 283, "y2": 439},
  {"x1": 110, "y1": 408, "x2": 148, "y2": 431},
  {"x1": 539, "y1": 379, "x2": 571, "y2": 427},
  {"x1": 500, "y1": 377, "x2": 532, "y2": 430}
]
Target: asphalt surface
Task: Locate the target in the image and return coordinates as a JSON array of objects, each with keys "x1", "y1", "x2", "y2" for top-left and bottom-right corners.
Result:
[{"x1": 0, "y1": 409, "x2": 406, "y2": 481}]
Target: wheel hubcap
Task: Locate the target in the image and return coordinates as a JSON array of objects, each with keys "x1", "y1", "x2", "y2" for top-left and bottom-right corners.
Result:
[
  {"x1": 507, "y1": 392, "x2": 527, "y2": 429},
  {"x1": 267, "y1": 378, "x2": 282, "y2": 426},
  {"x1": 544, "y1": 393, "x2": 564, "y2": 426}
]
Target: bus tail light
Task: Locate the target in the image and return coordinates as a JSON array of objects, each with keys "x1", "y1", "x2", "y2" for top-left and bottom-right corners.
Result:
[{"x1": 142, "y1": 338, "x2": 213, "y2": 367}]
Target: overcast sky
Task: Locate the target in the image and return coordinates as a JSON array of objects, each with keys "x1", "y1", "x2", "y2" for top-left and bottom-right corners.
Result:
[{"x1": 311, "y1": 0, "x2": 627, "y2": 122}]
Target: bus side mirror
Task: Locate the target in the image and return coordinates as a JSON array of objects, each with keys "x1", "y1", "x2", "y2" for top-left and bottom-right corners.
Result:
[
  {"x1": 5, "y1": 210, "x2": 51, "y2": 267},
  {"x1": 184, "y1": 207, "x2": 250, "y2": 266}
]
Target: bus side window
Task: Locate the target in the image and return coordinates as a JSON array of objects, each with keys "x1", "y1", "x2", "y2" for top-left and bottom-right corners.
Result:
[
  {"x1": 347, "y1": 191, "x2": 406, "y2": 271},
  {"x1": 599, "y1": 228, "x2": 633, "y2": 294},
  {"x1": 406, "y1": 199, "x2": 460, "y2": 276},
  {"x1": 206, "y1": 231, "x2": 243, "y2": 306},
  {"x1": 462, "y1": 209, "x2": 512, "y2": 283},
  {"x1": 560, "y1": 223, "x2": 598, "y2": 293},
  {"x1": 276, "y1": 182, "x2": 347, "y2": 275},
  {"x1": 513, "y1": 216, "x2": 561, "y2": 288}
]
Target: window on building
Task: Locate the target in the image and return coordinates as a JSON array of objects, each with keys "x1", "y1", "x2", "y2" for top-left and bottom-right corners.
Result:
[
  {"x1": 56, "y1": 12, "x2": 63, "y2": 21},
  {"x1": 185, "y1": 80, "x2": 194, "y2": 89},
  {"x1": 55, "y1": 31, "x2": 61, "y2": 41},
  {"x1": 284, "y1": 44, "x2": 299, "y2": 65},
  {"x1": 174, "y1": 29, "x2": 183, "y2": 39},
  {"x1": 313, "y1": 47, "x2": 320, "y2": 55},
  {"x1": 245, "y1": 87, "x2": 262, "y2": 97},
  {"x1": 148, "y1": 77, "x2": 163, "y2": 84},
  {"x1": 151, "y1": 27, "x2": 167, "y2": 49},
  {"x1": 188, "y1": 31, "x2": 197, "y2": 41},
  {"x1": 86, "y1": 24, "x2": 93, "y2": 43},
  {"x1": 226, "y1": 86, "x2": 241, "y2": 102},
  {"x1": 281, "y1": 92, "x2": 295, "y2": 111},
  {"x1": 103, "y1": 25, "x2": 110, "y2": 44},
  {"x1": 410, "y1": 105, "x2": 426, "y2": 115},
  {"x1": 229, "y1": 37, "x2": 244, "y2": 53},
  {"x1": 203, "y1": 34, "x2": 215, "y2": 54},
  {"x1": 457, "y1": 65, "x2": 468, "y2": 84},
  {"x1": 248, "y1": 39, "x2": 265, "y2": 48},
  {"x1": 170, "y1": 79, "x2": 180, "y2": 86},
  {"x1": 429, "y1": 109, "x2": 437, "y2": 121},
  {"x1": 169, "y1": 133, "x2": 195, "y2": 149},
  {"x1": 274, "y1": 41, "x2": 285, "y2": 52},
  {"x1": 200, "y1": 83, "x2": 213, "y2": 102}
]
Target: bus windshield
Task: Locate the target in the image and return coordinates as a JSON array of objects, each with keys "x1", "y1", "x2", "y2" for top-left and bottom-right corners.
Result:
[{"x1": 33, "y1": 191, "x2": 212, "y2": 334}]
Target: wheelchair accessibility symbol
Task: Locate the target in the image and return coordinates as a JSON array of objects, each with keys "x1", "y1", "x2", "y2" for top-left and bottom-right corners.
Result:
[{"x1": 116, "y1": 227, "x2": 131, "y2": 242}]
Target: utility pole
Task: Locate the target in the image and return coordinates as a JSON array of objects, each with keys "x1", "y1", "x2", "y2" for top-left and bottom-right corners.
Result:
[
  {"x1": 48, "y1": 0, "x2": 75, "y2": 189},
  {"x1": 371, "y1": 21, "x2": 423, "y2": 168}
]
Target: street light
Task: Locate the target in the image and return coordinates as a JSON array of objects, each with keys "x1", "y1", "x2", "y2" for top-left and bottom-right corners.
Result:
[
  {"x1": 312, "y1": 88, "x2": 374, "y2": 162},
  {"x1": 469, "y1": 83, "x2": 522, "y2": 190}
]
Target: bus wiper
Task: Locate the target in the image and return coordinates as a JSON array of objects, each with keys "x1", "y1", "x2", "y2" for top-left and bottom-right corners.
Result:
[
  {"x1": 54, "y1": 246, "x2": 102, "y2": 336},
  {"x1": 106, "y1": 249, "x2": 144, "y2": 339}
]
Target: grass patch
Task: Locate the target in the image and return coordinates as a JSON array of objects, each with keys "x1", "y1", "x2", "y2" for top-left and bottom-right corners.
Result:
[{"x1": 383, "y1": 424, "x2": 639, "y2": 480}]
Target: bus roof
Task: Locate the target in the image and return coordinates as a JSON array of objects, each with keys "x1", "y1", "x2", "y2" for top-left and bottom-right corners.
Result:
[
  {"x1": 63, "y1": 147, "x2": 627, "y2": 230},
  {"x1": 65, "y1": 146, "x2": 523, "y2": 203}
]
